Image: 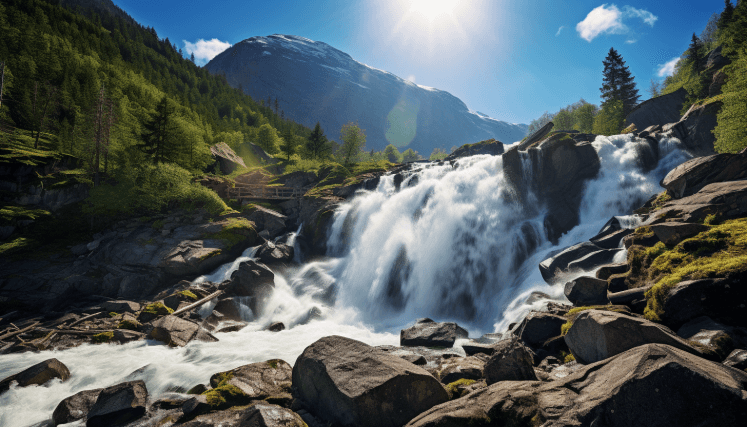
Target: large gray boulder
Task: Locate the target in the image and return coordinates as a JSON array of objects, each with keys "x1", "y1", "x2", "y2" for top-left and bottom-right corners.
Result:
[
  {"x1": 400, "y1": 318, "x2": 468, "y2": 348},
  {"x1": 406, "y1": 343, "x2": 747, "y2": 427},
  {"x1": 649, "y1": 222, "x2": 709, "y2": 245},
  {"x1": 564, "y1": 276, "x2": 609, "y2": 306},
  {"x1": 539, "y1": 241, "x2": 619, "y2": 284},
  {"x1": 661, "y1": 276, "x2": 747, "y2": 329},
  {"x1": 484, "y1": 339, "x2": 537, "y2": 384},
  {"x1": 292, "y1": 335, "x2": 449, "y2": 427},
  {"x1": 564, "y1": 310, "x2": 702, "y2": 364},
  {"x1": 437, "y1": 356, "x2": 486, "y2": 384},
  {"x1": 514, "y1": 311, "x2": 566, "y2": 348},
  {"x1": 227, "y1": 259, "x2": 276, "y2": 315},
  {"x1": 624, "y1": 87, "x2": 687, "y2": 130},
  {"x1": 0, "y1": 358, "x2": 71, "y2": 394},
  {"x1": 181, "y1": 402, "x2": 305, "y2": 427},
  {"x1": 256, "y1": 240, "x2": 294, "y2": 265},
  {"x1": 446, "y1": 138, "x2": 505, "y2": 160},
  {"x1": 53, "y1": 388, "x2": 103, "y2": 426},
  {"x1": 150, "y1": 315, "x2": 200, "y2": 347},
  {"x1": 86, "y1": 380, "x2": 147, "y2": 427},
  {"x1": 649, "y1": 180, "x2": 747, "y2": 225},
  {"x1": 661, "y1": 150, "x2": 747, "y2": 198},
  {"x1": 661, "y1": 101, "x2": 722, "y2": 157}
]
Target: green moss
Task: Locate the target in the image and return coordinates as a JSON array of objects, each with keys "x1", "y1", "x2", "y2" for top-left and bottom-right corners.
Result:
[
  {"x1": 563, "y1": 353, "x2": 576, "y2": 363},
  {"x1": 142, "y1": 302, "x2": 174, "y2": 316},
  {"x1": 267, "y1": 360, "x2": 279, "y2": 369},
  {"x1": 0, "y1": 205, "x2": 52, "y2": 224},
  {"x1": 703, "y1": 214, "x2": 718, "y2": 225},
  {"x1": 117, "y1": 319, "x2": 141, "y2": 330},
  {"x1": 208, "y1": 217, "x2": 255, "y2": 250},
  {"x1": 178, "y1": 290, "x2": 199, "y2": 300},
  {"x1": 445, "y1": 378, "x2": 477, "y2": 399},
  {"x1": 152, "y1": 219, "x2": 165, "y2": 229},
  {"x1": 212, "y1": 372, "x2": 234, "y2": 388},
  {"x1": 635, "y1": 226, "x2": 654, "y2": 237},
  {"x1": 92, "y1": 331, "x2": 114, "y2": 343},
  {"x1": 644, "y1": 219, "x2": 747, "y2": 322},
  {"x1": 560, "y1": 321, "x2": 573, "y2": 336},
  {"x1": 201, "y1": 384, "x2": 250, "y2": 410},
  {"x1": 109, "y1": 312, "x2": 119, "y2": 317}
]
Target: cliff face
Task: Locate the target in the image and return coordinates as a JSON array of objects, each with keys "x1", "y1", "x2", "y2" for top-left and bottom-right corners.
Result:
[{"x1": 206, "y1": 35, "x2": 527, "y2": 153}]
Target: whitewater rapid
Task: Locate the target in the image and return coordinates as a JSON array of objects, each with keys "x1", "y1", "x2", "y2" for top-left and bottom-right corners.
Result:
[{"x1": 0, "y1": 134, "x2": 690, "y2": 426}]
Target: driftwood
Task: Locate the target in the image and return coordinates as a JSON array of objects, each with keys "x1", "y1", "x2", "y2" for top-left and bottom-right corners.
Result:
[
  {"x1": 68, "y1": 312, "x2": 102, "y2": 328},
  {"x1": 172, "y1": 290, "x2": 223, "y2": 316},
  {"x1": 35, "y1": 327, "x2": 144, "y2": 337},
  {"x1": 0, "y1": 322, "x2": 40, "y2": 340}
]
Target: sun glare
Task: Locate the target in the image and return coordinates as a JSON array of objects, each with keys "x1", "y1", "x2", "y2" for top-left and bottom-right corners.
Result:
[{"x1": 408, "y1": 0, "x2": 458, "y2": 21}]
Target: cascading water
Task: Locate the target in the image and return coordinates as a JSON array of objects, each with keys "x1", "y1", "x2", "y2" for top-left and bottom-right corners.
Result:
[{"x1": 0, "y1": 134, "x2": 691, "y2": 426}]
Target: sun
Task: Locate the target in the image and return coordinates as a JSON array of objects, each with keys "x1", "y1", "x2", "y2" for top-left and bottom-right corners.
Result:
[{"x1": 408, "y1": 0, "x2": 459, "y2": 22}]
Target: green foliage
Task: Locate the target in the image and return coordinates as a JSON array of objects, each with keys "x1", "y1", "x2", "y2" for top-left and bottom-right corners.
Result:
[
  {"x1": 445, "y1": 378, "x2": 477, "y2": 399},
  {"x1": 305, "y1": 122, "x2": 331, "y2": 160},
  {"x1": 592, "y1": 99, "x2": 624, "y2": 135},
  {"x1": 338, "y1": 122, "x2": 366, "y2": 165},
  {"x1": 429, "y1": 147, "x2": 448, "y2": 161},
  {"x1": 178, "y1": 290, "x2": 198, "y2": 300},
  {"x1": 527, "y1": 100, "x2": 598, "y2": 135},
  {"x1": 644, "y1": 219, "x2": 747, "y2": 321},
  {"x1": 256, "y1": 123, "x2": 281, "y2": 155},
  {"x1": 117, "y1": 319, "x2": 142, "y2": 330},
  {"x1": 142, "y1": 302, "x2": 174, "y2": 316},
  {"x1": 384, "y1": 144, "x2": 403, "y2": 162},
  {"x1": 84, "y1": 163, "x2": 228, "y2": 218},
  {"x1": 92, "y1": 331, "x2": 114, "y2": 343},
  {"x1": 714, "y1": 52, "x2": 747, "y2": 153},
  {"x1": 208, "y1": 217, "x2": 255, "y2": 250},
  {"x1": 201, "y1": 384, "x2": 251, "y2": 410},
  {"x1": 402, "y1": 148, "x2": 422, "y2": 162},
  {"x1": 279, "y1": 128, "x2": 297, "y2": 161}
]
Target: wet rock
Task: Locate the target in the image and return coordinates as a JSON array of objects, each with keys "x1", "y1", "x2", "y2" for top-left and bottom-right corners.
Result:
[
  {"x1": 678, "y1": 316, "x2": 737, "y2": 360},
  {"x1": 256, "y1": 240, "x2": 294, "y2": 264},
  {"x1": 297, "y1": 306, "x2": 323, "y2": 325},
  {"x1": 438, "y1": 356, "x2": 486, "y2": 384},
  {"x1": 212, "y1": 298, "x2": 244, "y2": 322},
  {"x1": 376, "y1": 345, "x2": 462, "y2": 367},
  {"x1": 406, "y1": 343, "x2": 747, "y2": 427},
  {"x1": 724, "y1": 349, "x2": 747, "y2": 370},
  {"x1": 86, "y1": 380, "x2": 147, "y2": 427},
  {"x1": 589, "y1": 228, "x2": 632, "y2": 249},
  {"x1": 539, "y1": 241, "x2": 616, "y2": 284},
  {"x1": 227, "y1": 260, "x2": 275, "y2": 316},
  {"x1": 52, "y1": 388, "x2": 103, "y2": 426},
  {"x1": 650, "y1": 180, "x2": 747, "y2": 224},
  {"x1": 0, "y1": 358, "x2": 71, "y2": 394},
  {"x1": 150, "y1": 315, "x2": 200, "y2": 347},
  {"x1": 209, "y1": 359, "x2": 293, "y2": 405},
  {"x1": 661, "y1": 277, "x2": 747, "y2": 329},
  {"x1": 484, "y1": 339, "x2": 537, "y2": 384},
  {"x1": 446, "y1": 138, "x2": 505, "y2": 160},
  {"x1": 266, "y1": 322, "x2": 285, "y2": 332},
  {"x1": 595, "y1": 263, "x2": 628, "y2": 280},
  {"x1": 246, "y1": 205, "x2": 288, "y2": 239},
  {"x1": 564, "y1": 276, "x2": 609, "y2": 306},
  {"x1": 216, "y1": 322, "x2": 247, "y2": 333},
  {"x1": 292, "y1": 335, "x2": 449, "y2": 427},
  {"x1": 399, "y1": 353, "x2": 427, "y2": 365},
  {"x1": 400, "y1": 319, "x2": 468, "y2": 348},
  {"x1": 564, "y1": 310, "x2": 702, "y2": 364},
  {"x1": 514, "y1": 311, "x2": 566, "y2": 348}
]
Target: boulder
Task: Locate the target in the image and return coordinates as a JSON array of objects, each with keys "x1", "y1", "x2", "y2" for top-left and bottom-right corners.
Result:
[
  {"x1": 209, "y1": 142, "x2": 246, "y2": 175},
  {"x1": 292, "y1": 335, "x2": 449, "y2": 427},
  {"x1": 517, "y1": 121, "x2": 553, "y2": 151},
  {"x1": 661, "y1": 101, "x2": 722, "y2": 157},
  {"x1": 209, "y1": 359, "x2": 293, "y2": 404},
  {"x1": 564, "y1": 276, "x2": 609, "y2": 306},
  {"x1": 660, "y1": 151, "x2": 747, "y2": 198},
  {"x1": 438, "y1": 356, "x2": 486, "y2": 384},
  {"x1": 649, "y1": 222, "x2": 709, "y2": 245},
  {"x1": 212, "y1": 298, "x2": 244, "y2": 322},
  {"x1": 181, "y1": 402, "x2": 306, "y2": 427},
  {"x1": 53, "y1": 388, "x2": 103, "y2": 426},
  {"x1": 607, "y1": 285, "x2": 652, "y2": 305},
  {"x1": 650, "y1": 180, "x2": 747, "y2": 224},
  {"x1": 677, "y1": 316, "x2": 736, "y2": 359},
  {"x1": 595, "y1": 263, "x2": 628, "y2": 280},
  {"x1": 150, "y1": 315, "x2": 200, "y2": 347},
  {"x1": 446, "y1": 138, "x2": 505, "y2": 160},
  {"x1": 564, "y1": 310, "x2": 702, "y2": 364},
  {"x1": 266, "y1": 322, "x2": 285, "y2": 332},
  {"x1": 461, "y1": 341, "x2": 497, "y2": 356},
  {"x1": 377, "y1": 345, "x2": 462, "y2": 367},
  {"x1": 406, "y1": 344, "x2": 747, "y2": 427},
  {"x1": 514, "y1": 311, "x2": 566, "y2": 348},
  {"x1": 86, "y1": 380, "x2": 147, "y2": 427},
  {"x1": 589, "y1": 228, "x2": 632, "y2": 249},
  {"x1": 100, "y1": 300, "x2": 140, "y2": 313},
  {"x1": 539, "y1": 241, "x2": 618, "y2": 284},
  {"x1": 484, "y1": 339, "x2": 538, "y2": 384},
  {"x1": 724, "y1": 349, "x2": 747, "y2": 370},
  {"x1": 624, "y1": 87, "x2": 687, "y2": 131},
  {"x1": 0, "y1": 358, "x2": 71, "y2": 394},
  {"x1": 246, "y1": 205, "x2": 287, "y2": 239},
  {"x1": 400, "y1": 319, "x2": 468, "y2": 348},
  {"x1": 227, "y1": 260, "x2": 276, "y2": 315},
  {"x1": 661, "y1": 277, "x2": 747, "y2": 329},
  {"x1": 256, "y1": 240, "x2": 294, "y2": 264},
  {"x1": 710, "y1": 69, "x2": 727, "y2": 97},
  {"x1": 706, "y1": 45, "x2": 731, "y2": 70}
]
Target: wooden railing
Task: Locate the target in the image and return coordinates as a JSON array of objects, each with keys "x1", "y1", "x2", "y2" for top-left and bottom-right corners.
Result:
[{"x1": 228, "y1": 184, "x2": 307, "y2": 200}]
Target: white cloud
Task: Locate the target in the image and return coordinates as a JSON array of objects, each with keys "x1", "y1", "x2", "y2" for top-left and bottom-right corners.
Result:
[
  {"x1": 183, "y1": 38, "x2": 232, "y2": 65},
  {"x1": 625, "y1": 39, "x2": 637, "y2": 44},
  {"x1": 657, "y1": 57, "x2": 680, "y2": 77},
  {"x1": 556, "y1": 26, "x2": 565, "y2": 36},
  {"x1": 407, "y1": 75, "x2": 416, "y2": 83},
  {"x1": 624, "y1": 6, "x2": 658, "y2": 26},
  {"x1": 576, "y1": 4, "x2": 658, "y2": 42}
]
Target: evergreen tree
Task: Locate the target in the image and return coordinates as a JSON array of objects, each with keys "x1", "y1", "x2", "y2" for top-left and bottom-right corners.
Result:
[
  {"x1": 648, "y1": 79, "x2": 662, "y2": 98},
  {"x1": 138, "y1": 97, "x2": 174, "y2": 163},
  {"x1": 190, "y1": 52, "x2": 195, "y2": 63},
  {"x1": 718, "y1": 0, "x2": 735, "y2": 32},
  {"x1": 280, "y1": 127, "x2": 296, "y2": 161},
  {"x1": 600, "y1": 47, "x2": 640, "y2": 117},
  {"x1": 306, "y1": 122, "x2": 330, "y2": 160},
  {"x1": 687, "y1": 33, "x2": 703, "y2": 72}
]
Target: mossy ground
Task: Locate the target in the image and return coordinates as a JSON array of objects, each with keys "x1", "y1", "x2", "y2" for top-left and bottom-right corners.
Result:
[
  {"x1": 201, "y1": 384, "x2": 251, "y2": 410},
  {"x1": 142, "y1": 302, "x2": 174, "y2": 316},
  {"x1": 92, "y1": 331, "x2": 114, "y2": 343},
  {"x1": 178, "y1": 290, "x2": 199, "y2": 300},
  {"x1": 117, "y1": 319, "x2": 142, "y2": 330},
  {"x1": 643, "y1": 218, "x2": 747, "y2": 322},
  {"x1": 208, "y1": 217, "x2": 256, "y2": 251}
]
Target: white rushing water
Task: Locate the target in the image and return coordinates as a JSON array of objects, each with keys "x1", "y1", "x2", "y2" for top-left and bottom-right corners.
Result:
[{"x1": 0, "y1": 134, "x2": 690, "y2": 426}]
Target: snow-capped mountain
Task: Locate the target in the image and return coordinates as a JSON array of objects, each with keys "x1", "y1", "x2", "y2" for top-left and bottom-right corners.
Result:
[{"x1": 206, "y1": 35, "x2": 527, "y2": 153}]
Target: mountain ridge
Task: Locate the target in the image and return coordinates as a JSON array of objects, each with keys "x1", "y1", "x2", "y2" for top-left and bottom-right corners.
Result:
[{"x1": 206, "y1": 34, "x2": 528, "y2": 153}]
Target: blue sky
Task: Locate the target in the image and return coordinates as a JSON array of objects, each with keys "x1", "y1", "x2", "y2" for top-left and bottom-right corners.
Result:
[{"x1": 114, "y1": 0, "x2": 724, "y2": 125}]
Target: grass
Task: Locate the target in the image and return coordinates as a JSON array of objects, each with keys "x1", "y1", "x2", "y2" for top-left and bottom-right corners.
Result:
[
  {"x1": 0, "y1": 205, "x2": 52, "y2": 225},
  {"x1": 644, "y1": 219, "x2": 747, "y2": 322}
]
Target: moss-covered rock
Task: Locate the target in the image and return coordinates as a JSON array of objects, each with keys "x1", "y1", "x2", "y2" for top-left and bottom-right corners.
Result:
[{"x1": 92, "y1": 331, "x2": 114, "y2": 343}]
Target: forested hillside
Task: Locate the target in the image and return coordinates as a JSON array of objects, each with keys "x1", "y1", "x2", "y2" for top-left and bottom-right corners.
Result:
[{"x1": 0, "y1": 0, "x2": 309, "y2": 176}]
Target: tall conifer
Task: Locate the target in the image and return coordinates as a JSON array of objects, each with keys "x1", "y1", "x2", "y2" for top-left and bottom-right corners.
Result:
[{"x1": 600, "y1": 48, "x2": 640, "y2": 117}]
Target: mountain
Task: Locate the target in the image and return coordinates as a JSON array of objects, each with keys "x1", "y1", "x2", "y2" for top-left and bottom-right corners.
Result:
[{"x1": 206, "y1": 35, "x2": 528, "y2": 153}]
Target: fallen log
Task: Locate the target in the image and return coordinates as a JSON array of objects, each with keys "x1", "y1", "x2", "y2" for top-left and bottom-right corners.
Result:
[
  {"x1": 172, "y1": 290, "x2": 223, "y2": 316},
  {"x1": 0, "y1": 322, "x2": 40, "y2": 340}
]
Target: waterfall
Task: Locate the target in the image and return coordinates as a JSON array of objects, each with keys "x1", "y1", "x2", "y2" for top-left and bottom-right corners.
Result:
[{"x1": 0, "y1": 134, "x2": 691, "y2": 426}]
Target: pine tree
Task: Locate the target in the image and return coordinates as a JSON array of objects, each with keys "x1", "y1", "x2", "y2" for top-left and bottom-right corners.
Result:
[
  {"x1": 600, "y1": 47, "x2": 640, "y2": 118},
  {"x1": 138, "y1": 97, "x2": 174, "y2": 163},
  {"x1": 718, "y1": 0, "x2": 735, "y2": 32},
  {"x1": 306, "y1": 122, "x2": 330, "y2": 160},
  {"x1": 280, "y1": 127, "x2": 296, "y2": 161},
  {"x1": 687, "y1": 33, "x2": 703, "y2": 72},
  {"x1": 190, "y1": 52, "x2": 195, "y2": 63}
]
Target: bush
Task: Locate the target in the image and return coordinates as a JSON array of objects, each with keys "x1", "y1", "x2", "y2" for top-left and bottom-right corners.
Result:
[{"x1": 84, "y1": 163, "x2": 228, "y2": 218}]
